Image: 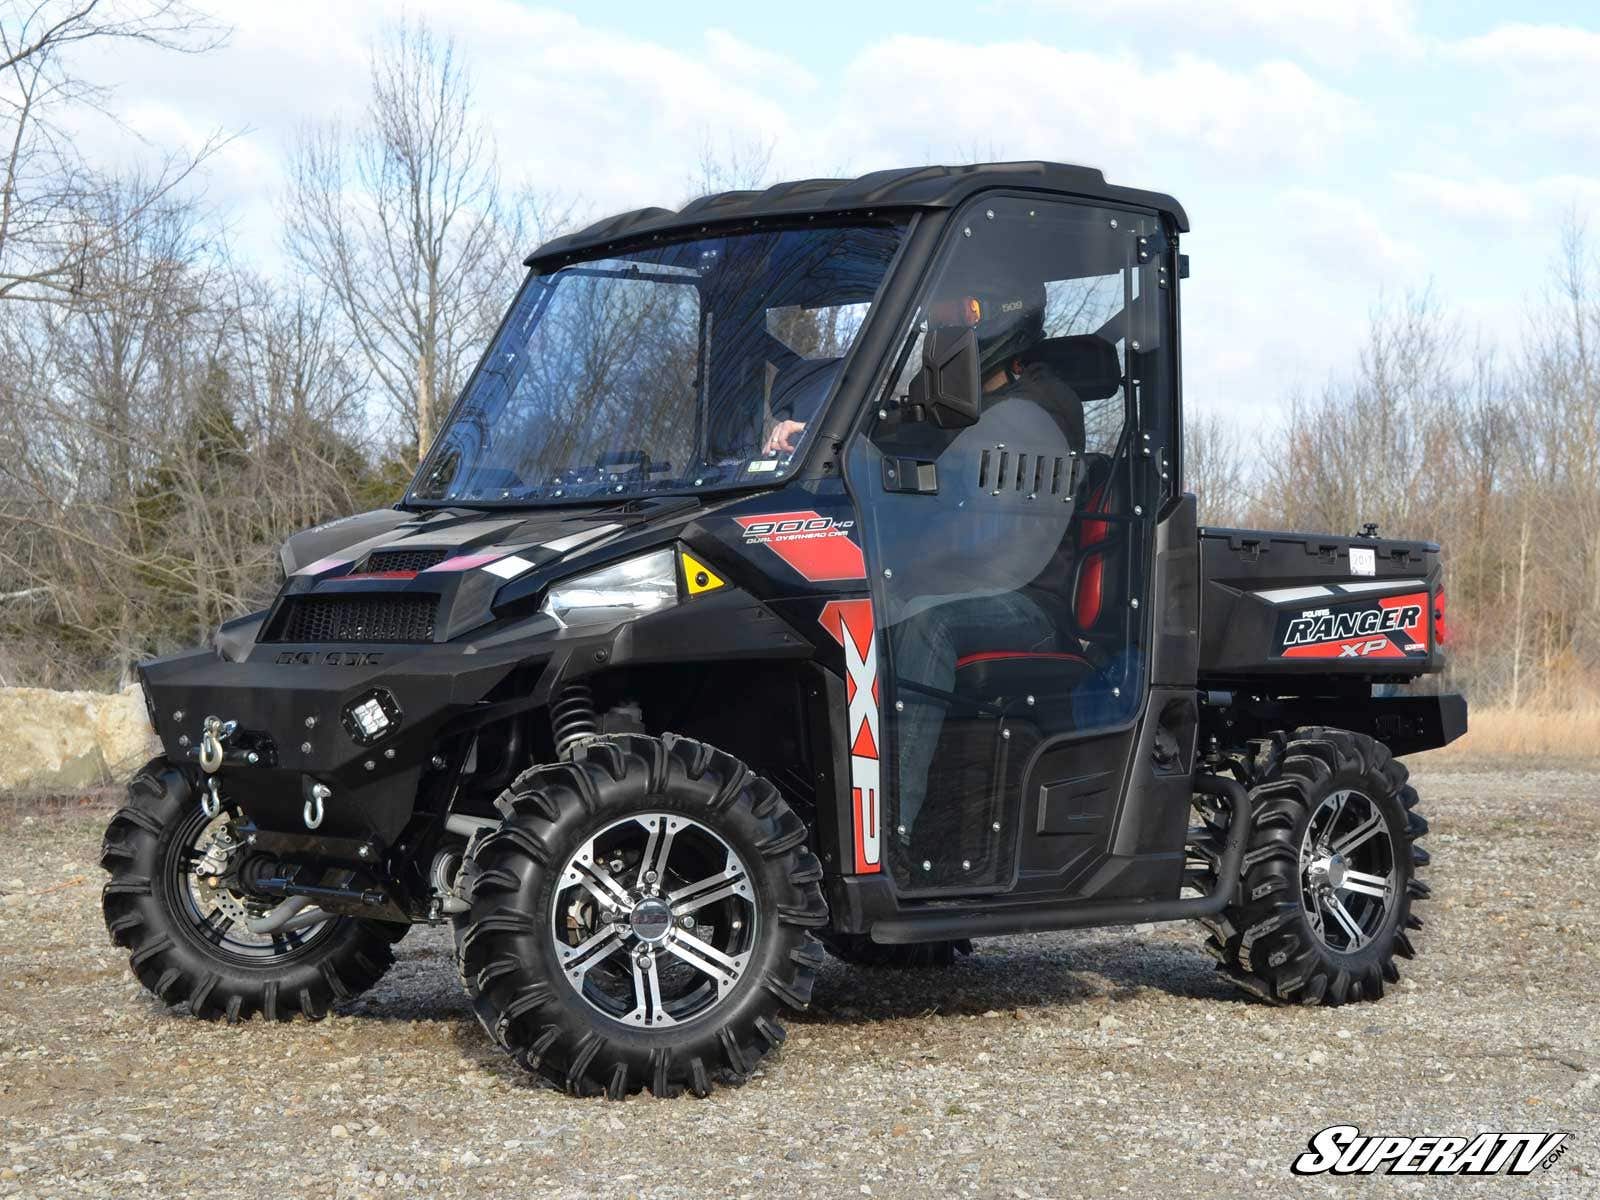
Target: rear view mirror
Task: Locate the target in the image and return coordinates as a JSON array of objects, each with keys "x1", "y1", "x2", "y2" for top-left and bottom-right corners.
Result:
[{"x1": 907, "y1": 326, "x2": 980, "y2": 428}]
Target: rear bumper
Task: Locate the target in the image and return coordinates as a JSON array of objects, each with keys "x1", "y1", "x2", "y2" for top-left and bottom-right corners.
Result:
[
  {"x1": 1209, "y1": 691, "x2": 1468, "y2": 757},
  {"x1": 1361, "y1": 691, "x2": 1468, "y2": 755}
]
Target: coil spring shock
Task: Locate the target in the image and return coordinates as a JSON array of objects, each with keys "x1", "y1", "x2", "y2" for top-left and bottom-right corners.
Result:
[{"x1": 551, "y1": 683, "x2": 598, "y2": 759}]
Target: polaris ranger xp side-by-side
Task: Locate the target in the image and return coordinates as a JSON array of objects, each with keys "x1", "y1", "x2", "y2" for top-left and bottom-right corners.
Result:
[{"x1": 102, "y1": 162, "x2": 1466, "y2": 1098}]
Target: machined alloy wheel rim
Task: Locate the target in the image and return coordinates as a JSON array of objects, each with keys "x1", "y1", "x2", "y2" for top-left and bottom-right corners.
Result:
[
  {"x1": 173, "y1": 811, "x2": 333, "y2": 962},
  {"x1": 551, "y1": 812, "x2": 758, "y2": 1028},
  {"x1": 1298, "y1": 788, "x2": 1397, "y2": 953}
]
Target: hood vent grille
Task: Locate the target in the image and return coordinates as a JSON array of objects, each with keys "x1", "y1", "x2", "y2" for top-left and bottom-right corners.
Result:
[
  {"x1": 361, "y1": 547, "x2": 449, "y2": 574},
  {"x1": 269, "y1": 594, "x2": 438, "y2": 644}
]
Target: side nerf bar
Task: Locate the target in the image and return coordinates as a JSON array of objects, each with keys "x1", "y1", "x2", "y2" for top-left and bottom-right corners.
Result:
[{"x1": 870, "y1": 772, "x2": 1250, "y2": 945}]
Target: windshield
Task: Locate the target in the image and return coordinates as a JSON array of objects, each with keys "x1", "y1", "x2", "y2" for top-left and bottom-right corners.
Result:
[{"x1": 409, "y1": 220, "x2": 908, "y2": 507}]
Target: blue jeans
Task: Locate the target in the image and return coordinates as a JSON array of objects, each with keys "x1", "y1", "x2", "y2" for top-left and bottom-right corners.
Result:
[{"x1": 888, "y1": 591, "x2": 1057, "y2": 836}]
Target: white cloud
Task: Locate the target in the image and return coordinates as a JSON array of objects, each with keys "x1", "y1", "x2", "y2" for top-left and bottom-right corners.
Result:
[
  {"x1": 64, "y1": 0, "x2": 819, "y2": 251},
  {"x1": 835, "y1": 39, "x2": 1364, "y2": 180},
  {"x1": 1171, "y1": 186, "x2": 1427, "y2": 430},
  {"x1": 1004, "y1": 0, "x2": 1421, "y2": 64},
  {"x1": 1531, "y1": 174, "x2": 1600, "y2": 214},
  {"x1": 703, "y1": 29, "x2": 817, "y2": 95},
  {"x1": 1392, "y1": 170, "x2": 1600, "y2": 232},
  {"x1": 1453, "y1": 22, "x2": 1600, "y2": 69},
  {"x1": 1282, "y1": 187, "x2": 1426, "y2": 281},
  {"x1": 1392, "y1": 171, "x2": 1535, "y2": 228},
  {"x1": 1445, "y1": 23, "x2": 1600, "y2": 150},
  {"x1": 59, "y1": 7, "x2": 1370, "y2": 265}
]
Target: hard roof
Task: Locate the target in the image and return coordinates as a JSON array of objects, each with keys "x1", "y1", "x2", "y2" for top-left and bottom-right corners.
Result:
[{"x1": 526, "y1": 160, "x2": 1188, "y2": 267}]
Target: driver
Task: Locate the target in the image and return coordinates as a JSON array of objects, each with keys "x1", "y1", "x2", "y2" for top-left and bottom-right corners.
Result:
[
  {"x1": 762, "y1": 357, "x2": 839, "y2": 456},
  {"x1": 758, "y1": 286, "x2": 1080, "y2": 851}
]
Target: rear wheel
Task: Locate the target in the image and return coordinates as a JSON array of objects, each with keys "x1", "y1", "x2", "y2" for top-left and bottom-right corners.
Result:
[
  {"x1": 1196, "y1": 728, "x2": 1428, "y2": 1006},
  {"x1": 100, "y1": 758, "x2": 407, "y2": 1021},
  {"x1": 453, "y1": 734, "x2": 828, "y2": 1098}
]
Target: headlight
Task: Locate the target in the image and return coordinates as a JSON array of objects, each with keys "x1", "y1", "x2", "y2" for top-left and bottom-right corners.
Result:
[{"x1": 540, "y1": 549, "x2": 679, "y2": 627}]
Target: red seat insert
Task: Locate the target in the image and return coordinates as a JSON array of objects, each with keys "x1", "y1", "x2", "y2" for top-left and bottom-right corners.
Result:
[
  {"x1": 1075, "y1": 482, "x2": 1113, "y2": 629},
  {"x1": 955, "y1": 650, "x2": 1090, "y2": 670}
]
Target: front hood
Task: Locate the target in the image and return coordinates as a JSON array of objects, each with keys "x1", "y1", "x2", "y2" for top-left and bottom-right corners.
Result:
[
  {"x1": 279, "y1": 506, "x2": 628, "y2": 578},
  {"x1": 263, "y1": 501, "x2": 704, "y2": 648}
]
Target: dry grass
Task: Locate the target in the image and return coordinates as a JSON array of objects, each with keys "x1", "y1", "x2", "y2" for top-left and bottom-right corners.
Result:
[{"x1": 1419, "y1": 705, "x2": 1600, "y2": 760}]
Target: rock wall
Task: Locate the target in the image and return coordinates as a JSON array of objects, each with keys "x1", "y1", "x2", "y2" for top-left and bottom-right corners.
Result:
[{"x1": 0, "y1": 686, "x2": 161, "y2": 794}]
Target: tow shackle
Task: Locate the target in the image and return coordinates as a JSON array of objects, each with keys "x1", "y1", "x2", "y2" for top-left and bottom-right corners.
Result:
[
  {"x1": 305, "y1": 782, "x2": 331, "y2": 831},
  {"x1": 201, "y1": 777, "x2": 224, "y2": 820},
  {"x1": 196, "y1": 716, "x2": 237, "y2": 820}
]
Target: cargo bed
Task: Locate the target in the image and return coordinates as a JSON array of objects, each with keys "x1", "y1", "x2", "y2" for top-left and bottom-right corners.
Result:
[{"x1": 1197, "y1": 526, "x2": 1444, "y2": 689}]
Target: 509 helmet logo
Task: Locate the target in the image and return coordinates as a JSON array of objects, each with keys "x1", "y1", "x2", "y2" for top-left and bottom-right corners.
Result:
[{"x1": 1292, "y1": 1125, "x2": 1570, "y2": 1176}]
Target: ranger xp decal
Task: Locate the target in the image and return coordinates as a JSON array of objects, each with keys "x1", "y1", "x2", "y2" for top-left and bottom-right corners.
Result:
[
  {"x1": 734, "y1": 511, "x2": 865, "y2": 582},
  {"x1": 1275, "y1": 591, "x2": 1430, "y2": 660},
  {"x1": 818, "y1": 599, "x2": 881, "y2": 873}
]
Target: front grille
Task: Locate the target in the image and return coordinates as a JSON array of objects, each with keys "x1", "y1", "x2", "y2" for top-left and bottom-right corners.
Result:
[
  {"x1": 361, "y1": 547, "x2": 448, "y2": 574},
  {"x1": 272, "y1": 594, "x2": 437, "y2": 643}
]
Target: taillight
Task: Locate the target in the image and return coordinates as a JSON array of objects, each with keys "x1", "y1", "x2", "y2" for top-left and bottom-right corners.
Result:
[{"x1": 1432, "y1": 589, "x2": 1449, "y2": 647}]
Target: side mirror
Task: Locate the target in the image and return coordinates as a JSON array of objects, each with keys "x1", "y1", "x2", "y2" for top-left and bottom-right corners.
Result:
[{"x1": 907, "y1": 326, "x2": 980, "y2": 429}]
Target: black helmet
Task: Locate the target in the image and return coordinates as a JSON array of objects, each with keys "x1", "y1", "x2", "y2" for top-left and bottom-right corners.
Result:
[{"x1": 974, "y1": 282, "x2": 1047, "y2": 378}]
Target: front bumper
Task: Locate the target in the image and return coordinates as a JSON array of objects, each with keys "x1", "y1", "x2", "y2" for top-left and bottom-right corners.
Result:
[
  {"x1": 139, "y1": 584, "x2": 815, "y2": 842},
  {"x1": 140, "y1": 636, "x2": 551, "y2": 841}
]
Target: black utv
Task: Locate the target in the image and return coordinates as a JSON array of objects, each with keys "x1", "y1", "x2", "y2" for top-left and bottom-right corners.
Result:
[{"x1": 102, "y1": 162, "x2": 1466, "y2": 1098}]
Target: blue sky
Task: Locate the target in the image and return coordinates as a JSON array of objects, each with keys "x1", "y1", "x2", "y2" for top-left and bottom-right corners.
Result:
[{"x1": 68, "y1": 1, "x2": 1600, "y2": 429}]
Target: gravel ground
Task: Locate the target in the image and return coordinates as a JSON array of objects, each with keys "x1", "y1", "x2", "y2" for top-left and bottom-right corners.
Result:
[{"x1": 0, "y1": 762, "x2": 1595, "y2": 1199}]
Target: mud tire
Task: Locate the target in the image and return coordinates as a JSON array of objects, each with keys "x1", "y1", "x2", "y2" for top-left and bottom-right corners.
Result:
[
  {"x1": 453, "y1": 734, "x2": 828, "y2": 1098},
  {"x1": 100, "y1": 758, "x2": 407, "y2": 1022},
  {"x1": 1196, "y1": 728, "x2": 1428, "y2": 1006}
]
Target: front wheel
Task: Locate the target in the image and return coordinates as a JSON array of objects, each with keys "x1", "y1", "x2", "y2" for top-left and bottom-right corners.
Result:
[
  {"x1": 453, "y1": 734, "x2": 828, "y2": 1098},
  {"x1": 1197, "y1": 728, "x2": 1429, "y2": 1006},
  {"x1": 101, "y1": 759, "x2": 407, "y2": 1021}
]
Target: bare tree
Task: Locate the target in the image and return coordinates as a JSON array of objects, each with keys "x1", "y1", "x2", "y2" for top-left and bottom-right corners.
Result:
[
  {"x1": 1184, "y1": 408, "x2": 1250, "y2": 526},
  {"x1": 0, "y1": 11, "x2": 573, "y2": 688},
  {"x1": 683, "y1": 131, "x2": 774, "y2": 202},
  {"x1": 286, "y1": 20, "x2": 527, "y2": 463},
  {"x1": 1501, "y1": 218, "x2": 1600, "y2": 702},
  {"x1": 0, "y1": 0, "x2": 226, "y2": 306},
  {"x1": 1259, "y1": 290, "x2": 1462, "y2": 537}
]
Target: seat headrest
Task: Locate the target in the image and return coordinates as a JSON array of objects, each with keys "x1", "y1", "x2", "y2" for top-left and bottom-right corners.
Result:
[
  {"x1": 771, "y1": 355, "x2": 840, "y2": 398},
  {"x1": 768, "y1": 356, "x2": 842, "y2": 421},
  {"x1": 1020, "y1": 335, "x2": 1122, "y2": 401}
]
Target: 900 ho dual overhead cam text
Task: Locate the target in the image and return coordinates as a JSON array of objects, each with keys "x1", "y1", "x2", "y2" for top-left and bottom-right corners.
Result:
[{"x1": 102, "y1": 162, "x2": 1465, "y2": 1098}]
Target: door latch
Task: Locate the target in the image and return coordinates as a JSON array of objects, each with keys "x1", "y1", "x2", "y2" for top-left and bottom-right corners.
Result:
[{"x1": 882, "y1": 457, "x2": 938, "y2": 494}]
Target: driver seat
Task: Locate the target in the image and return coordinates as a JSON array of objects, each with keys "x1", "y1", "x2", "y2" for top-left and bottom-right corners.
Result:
[{"x1": 948, "y1": 334, "x2": 1125, "y2": 729}]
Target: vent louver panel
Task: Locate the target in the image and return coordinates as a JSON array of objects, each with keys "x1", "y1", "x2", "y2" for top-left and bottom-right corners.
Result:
[{"x1": 978, "y1": 447, "x2": 1074, "y2": 498}]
